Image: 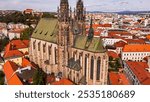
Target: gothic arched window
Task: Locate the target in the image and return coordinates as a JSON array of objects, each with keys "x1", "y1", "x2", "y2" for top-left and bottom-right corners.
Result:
[
  {"x1": 96, "y1": 57, "x2": 101, "y2": 80},
  {"x1": 55, "y1": 47, "x2": 58, "y2": 64},
  {"x1": 43, "y1": 44, "x2": 46, "y2": 53},
  {"x1": 84, "y1": 54, "x2": 88, "y2": 78},
  {"x1": 90, "y1": 56, "x2": 94, "y2": 80},
  {"x1": 38, "y1": 42, "x2": 41, "y2": 51},
  {"x1": 79, "y1": 53, "x2": 82, "y2": 66},
  {"x1": 33, "y1": 41, "x2": 36, "y2": 49}
]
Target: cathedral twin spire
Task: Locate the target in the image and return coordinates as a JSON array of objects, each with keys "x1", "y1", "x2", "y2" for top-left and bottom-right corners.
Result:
[{"x1": 59, "y1": 0, "x2": 85, "y2": 22}]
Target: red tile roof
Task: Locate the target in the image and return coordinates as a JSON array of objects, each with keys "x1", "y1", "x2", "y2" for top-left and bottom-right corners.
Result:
[
  {"x1": 9, "y1": 29, "x2": 24, "y2": 33},
  {"x1": 94, "y1": 31, "x2": 100, "y2": 36},
  {"x1": 3, "y1": 50, "x2": 24, "y2": 59},
  {"x1": 22, "y1": 58, "x2": 37, "y2": 69},
  {"x1": 108, "y1": 31, "x2": 131, "y2": 36},
  {"x1": 146, "y1": 35, "x2": 150, "y2": 40},
  {"x1": 126, "y1": 61, "x2": 150, "y2": 85},
  {"x1": 109, "y1": 72, "x2": 130, "y2": 85},
  {"x1": 123, "y1": 44, "x2": 150, "y2": 52},
  {"x1": 124, "y1": 39, "x2": 145, "y2": 44},
  {"x1": 51, "y1": 78, "x2": 74, "y2": 85},
  {"x1": 22, "y1": 40, "x2": 30, "y2": 47},
  {"x1": 86, "y1": 24, "x2": 112, "y2": 29},
  {"x1": 3, "y1": 61, "x2": 23, "y2": 85},
  {"x1": 114, "y1": 41, "x2": 127, "y2": 47},
  {"x1": 24, "y1": 9, "x2": 33, "y2": 13},
  {"x1": 4, "y1": 40, "x2": 29, "y2": 58},
  {"x1": 6, "y1": 40, "x2": 29, "y2": 51},
  {"x1": 47, "y1": 75, "x2": 55, "y2": 84}
]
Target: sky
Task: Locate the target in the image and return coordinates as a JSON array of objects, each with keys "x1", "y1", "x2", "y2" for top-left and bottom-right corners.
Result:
[{"x1": 0, "y1": 0, "x2": 150, "y2": 12}]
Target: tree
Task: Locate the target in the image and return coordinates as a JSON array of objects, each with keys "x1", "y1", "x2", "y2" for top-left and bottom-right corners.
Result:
[
  {"x1": 33, "y1": 68, "x2": 46, "y2": 85},
  {"x1": 42, "y1": 12, "x2": 56, "y2": 18},
  {"x1": 0, "y1": 37, "x2": 9, "y2": 52},
  {"x1": 20, "y1": 27, "x2": 34, "y2": 40},
  {"x1": 0, "y1": 11, "x2": 40, "y2": 25},
  {"x1": 0, "y1": 71, "x2": 5, "y2": 85},
  {"x1": 115, "y1": 58, "x2": 121, "y2": 68},
  {"x1": 109, "y1": 56, "x2": 114, "y2": 61}
]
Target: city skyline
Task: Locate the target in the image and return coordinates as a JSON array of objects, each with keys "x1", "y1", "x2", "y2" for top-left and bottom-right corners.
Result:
[{"x1": 0, "y1": 0, "x2": 150, "y2": 12}]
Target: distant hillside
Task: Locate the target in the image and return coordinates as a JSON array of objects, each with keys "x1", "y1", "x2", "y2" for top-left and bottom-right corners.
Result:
[
  {"x1": 117, "y1": 11, "x2": 150, "y2": 15},
  {"x1": 87, "y1": 11, "x2": 150, "y2": 15}
]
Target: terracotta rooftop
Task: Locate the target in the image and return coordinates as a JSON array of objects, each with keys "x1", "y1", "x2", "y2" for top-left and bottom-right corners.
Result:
[
  {"x1": 123, "y1": 44, "x2": 150, "y2": 52},
  {"x1": 22, "y1": 58, "x2": 37, "y2": 69},
  {"x1": 3, "y1": 50, "x2": 24, "y2": 59},
  {"x1": 126, "y1": 61, "x2": 150, "y2": 85},
  {"x1": 9, "y1": 29, "x2": 24, "y2": 33},
  {"x1": 114, "y1": 41, "x2": 127, "y2": 47},
  {"x1": 51, "y1": 78, "x2": 74, "y2": 85},
  {"x1": 24, "y1": 9, "x2": 33, "y2": 13},
  {"x1": 5, "y1": 40, "x2": 29, "y2": 51},
  {"x1": 108, "y1": 30, "x2": 131, "y2": 36},
  {"x1": 146, "y1": 35, "x2": 150, "y2": 40},
  {"x1": 3, "y1": 61, "x2": 23, "y2": 85},
  {"x1": 109, "y1": 72, "x2": 130, "y2": 85},
  {"x1": 124, "y1": 39, "x2": 145, "y2": 44},
  {"x1": 86, "y1": 24, "x2": 112, "y2": 29}
]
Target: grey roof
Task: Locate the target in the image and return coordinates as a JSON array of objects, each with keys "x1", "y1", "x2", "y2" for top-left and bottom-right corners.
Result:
[
  {"x1": 79, "y1": 76, "x2": 87, "y2": 85},
  {"x1": 68, "y1": 58, "x2": 81, "y2": 71}
]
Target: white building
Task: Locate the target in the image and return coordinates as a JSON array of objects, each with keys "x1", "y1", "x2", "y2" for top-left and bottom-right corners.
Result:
[
  {"x1": 122, "y1": 44, "x2": 150, "y2": 61},
  {"x1": 102, "y1": 37, "x2": 124, "y2": 47},
  {"x1": 8, "y1": 29, "x2": 24, "y2": 40},
  {"x1": 7, "y1": 23, "x2": 29, "y2": 30},
  {"x1": 0, "y1": 28, "x2": 7, "y2": 37}
]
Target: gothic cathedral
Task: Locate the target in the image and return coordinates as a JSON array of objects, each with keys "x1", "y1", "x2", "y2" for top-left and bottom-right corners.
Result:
[{"x1": 30, "y1": 0, "x2": 108, "y2": 85}]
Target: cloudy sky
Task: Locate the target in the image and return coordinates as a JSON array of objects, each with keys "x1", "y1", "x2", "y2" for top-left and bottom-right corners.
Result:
[{"x1": 0, "y1": 0, "x2": 150, "y2": 12}]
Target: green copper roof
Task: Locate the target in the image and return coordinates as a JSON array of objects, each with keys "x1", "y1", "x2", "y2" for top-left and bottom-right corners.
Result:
[
  {"x1": 74, "y1": 35, "x2": 105, "y2": 53},
  {"x1": 32, "y1": 18, "x2": 105, "y2": 53},
  {"x1": 32, "y1": 18, "x2": 58, "y2": 43}
]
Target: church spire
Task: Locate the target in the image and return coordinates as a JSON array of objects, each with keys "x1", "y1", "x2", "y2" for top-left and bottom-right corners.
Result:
[
  {"x1": 88, "y1": 17, "x2": 94, "y2": 39},
  {"x1": 76, "y1": 0, "x2": 84, "y2": 21},
  {"x1": 59, "y1": 0, "x2": 69, "y2": 22},
  {"x1": 60, "y1": 0, "x2": 68, "y2": 5}
]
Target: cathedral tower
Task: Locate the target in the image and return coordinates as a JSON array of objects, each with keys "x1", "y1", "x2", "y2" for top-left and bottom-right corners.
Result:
[
  {"x1": 76, "y1": 0, "x2": 84, "y2": 21},
  {"x1": 58, "y1": 0, "x2": 69, "y2": 22},
  {"x1": 74, "y1": 0, "x2": 85, "y2": 35},
  {"x1": 57, "y1": 0, "x2": 70, "y2": 77}
]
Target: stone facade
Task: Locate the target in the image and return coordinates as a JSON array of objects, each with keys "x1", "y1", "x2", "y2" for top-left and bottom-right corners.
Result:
[{"x1": 29, "y1": 0, "x2": 108, "y2": 85}]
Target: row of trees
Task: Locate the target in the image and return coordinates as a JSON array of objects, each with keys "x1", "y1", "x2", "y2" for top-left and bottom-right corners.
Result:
[
  {"x1": 0, "y1": 12, "x2": 40, "y2": 25},
  {"x1": 42, "y1": 12, "x2": 57, "y2": 18},
  {"x1": 0, "y1": 12, "x2": 57, "y2": 25}
]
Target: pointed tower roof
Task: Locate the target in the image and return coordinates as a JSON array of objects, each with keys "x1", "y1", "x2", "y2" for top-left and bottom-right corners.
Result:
[
  {"x1": 88, "y1": 16, "x2": 94, "y2": 39},
  {"x1": 60, "y1": 0, "x2": 69, "y2": 5},
  {"x1": 77, "y1": 0, "x2": 83, "y2": 5}
]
